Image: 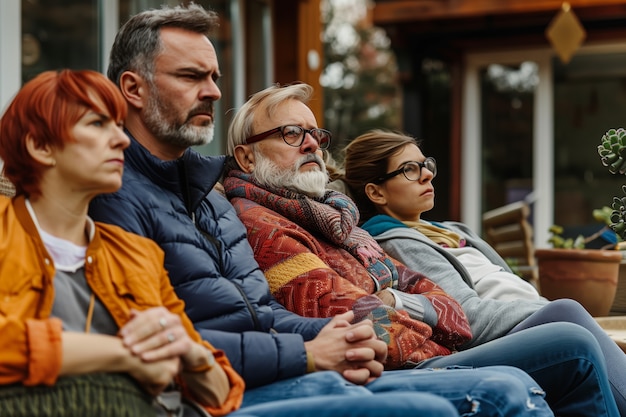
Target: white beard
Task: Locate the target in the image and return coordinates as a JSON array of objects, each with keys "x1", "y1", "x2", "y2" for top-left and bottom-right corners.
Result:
[{"x1": 252, "y1": 150, "x2": 328, "y2": 199}]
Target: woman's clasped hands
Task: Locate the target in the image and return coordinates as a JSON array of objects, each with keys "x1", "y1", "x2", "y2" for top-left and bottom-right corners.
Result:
[{"x1": 119, "y1": 307, "x2": 194, "y2": 395}]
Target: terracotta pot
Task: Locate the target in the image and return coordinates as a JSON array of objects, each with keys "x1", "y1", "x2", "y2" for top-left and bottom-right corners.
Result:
[
  {"x1": 611, "y1": 261, "x2": 626, "y2": 314},
  {"x1": 535, "y1": 248, "x2": 621, "y2": 317}
]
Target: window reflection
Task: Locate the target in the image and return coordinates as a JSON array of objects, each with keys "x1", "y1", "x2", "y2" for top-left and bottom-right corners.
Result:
[
  {"x1": 486, "y1": 62, "x2": 539, "y2": 93},
  {"x1": 481, "y1": 63, "x2": 536, "y2": 214},
  {"x1": 21, "y1": 0, "x2": 99, "y2": 83}
]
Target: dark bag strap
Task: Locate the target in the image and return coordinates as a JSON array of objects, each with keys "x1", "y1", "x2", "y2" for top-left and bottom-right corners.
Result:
[{"x1": 154, "y1": 389, "x2": 212, "y2": 417}]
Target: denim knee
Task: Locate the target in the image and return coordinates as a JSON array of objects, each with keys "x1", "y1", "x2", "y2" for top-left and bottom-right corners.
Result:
[
  {"x1": 241, "y1": 371, "x2": 370, "y2": 408},
  {"x1": 460, "y1": 366, "x2": 550, "y2": 417},
  {"x1": 368, "y1": 366, "x2": 553, "y2": 417},
  {"x1": 542, "y1": 298, "x2": 587, "y2": 316},
  {"x1": 235, "y1": 393, "x2": 460, "y2": 417}
]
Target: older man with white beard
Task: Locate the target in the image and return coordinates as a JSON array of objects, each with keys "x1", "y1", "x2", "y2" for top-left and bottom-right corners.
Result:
[{"x1": 223, "y1": 83, "x2": 475, "y2": 371}]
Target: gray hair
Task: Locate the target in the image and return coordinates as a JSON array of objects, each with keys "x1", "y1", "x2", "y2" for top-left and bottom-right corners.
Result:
[
  {"x1": 107, "y1": 3, "x2": 219, "y2": 86},
  {"x1": 227, "y1": 83, "x2": 314, "y2": 156}
]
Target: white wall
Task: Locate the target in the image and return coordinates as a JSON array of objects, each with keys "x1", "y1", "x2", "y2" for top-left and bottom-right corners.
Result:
[{"x1": 0, "y1": 1, "x2": 21, "y2": 113}]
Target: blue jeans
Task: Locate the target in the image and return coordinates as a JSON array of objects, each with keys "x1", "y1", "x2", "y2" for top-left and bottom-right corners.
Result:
[
  {"x1": 420, "y1": 321, "x2": 619, "y2": 417},
  {"x1": 508, "y1": 298, "x2": 626, "y2": 414},
  {"x1": 241, "y1": 365, "x2": 552, "y2": 417},
  {"x1": 231, "y1": 393, "x2": 459, "y2": 417}
]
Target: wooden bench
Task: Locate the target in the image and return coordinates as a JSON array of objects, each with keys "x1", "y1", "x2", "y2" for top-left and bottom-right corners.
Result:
[
  {"x1": 482, "y1": 200, "x2": 538, "y2": 286},
  {"x1": 595, "y1": 316, "x2": 626, "y2": 352}
]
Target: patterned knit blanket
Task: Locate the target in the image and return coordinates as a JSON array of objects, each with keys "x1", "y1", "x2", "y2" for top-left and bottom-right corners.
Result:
[{"x1": 224, "y1": 171, "x2": 472, "y2": 368}]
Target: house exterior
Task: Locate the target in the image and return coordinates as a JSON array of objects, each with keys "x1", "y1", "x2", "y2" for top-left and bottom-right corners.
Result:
[
  {"x1": 0, "y1": 0, "x2": 323, "y2": 156},
  {"x1": 372, "y1": 0, "x2": 626, "y2": 248}
]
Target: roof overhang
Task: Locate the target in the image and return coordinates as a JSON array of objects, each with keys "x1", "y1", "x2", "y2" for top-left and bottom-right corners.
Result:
[
  {"x1": 372, "y1": 0, "x2": 626, "y2": 50},
  {"x1": 374, "y1": 0, "x2": 626, "y2": 25}
]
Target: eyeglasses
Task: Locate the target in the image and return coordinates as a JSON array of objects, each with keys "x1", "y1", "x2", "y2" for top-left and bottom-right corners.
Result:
[
  {"x1": 373, "y1": 157, "x2": 437, "y2": 184},
  {"x1": 245, "y1": 125, "x2": 332, "y2": 150}
]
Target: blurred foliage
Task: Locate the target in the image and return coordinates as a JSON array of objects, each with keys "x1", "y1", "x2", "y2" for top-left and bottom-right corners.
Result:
[
  {"x1": 321, "y1": 0, "x2": 401, "y2": 161},
  {"x1": 547, "y1": 206, "x2": 616, "y2": 249}
]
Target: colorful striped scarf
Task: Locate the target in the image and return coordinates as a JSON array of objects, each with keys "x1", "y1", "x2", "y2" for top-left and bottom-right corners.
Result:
[{"x1": 224, "y1": 170, "x2": 398, "y2": 290}]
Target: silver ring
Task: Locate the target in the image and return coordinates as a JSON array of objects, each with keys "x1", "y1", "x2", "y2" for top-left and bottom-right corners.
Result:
[
  {"x1": 167, "y1": 333, "x2": 175, "y2": 343},
  {"x1": 159, "y1": 318, "x2": 167, "y2": 329}
]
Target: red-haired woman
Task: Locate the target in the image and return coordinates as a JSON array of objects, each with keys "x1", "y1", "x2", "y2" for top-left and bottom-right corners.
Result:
[{"x1": 0, "y1": 69, "x2": 244, "y2": 416}]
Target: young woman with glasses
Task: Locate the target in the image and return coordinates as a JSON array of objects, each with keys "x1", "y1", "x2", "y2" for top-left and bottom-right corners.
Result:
[{"x1": 337, "y1": 129, "x2": 626, "y2": 415}]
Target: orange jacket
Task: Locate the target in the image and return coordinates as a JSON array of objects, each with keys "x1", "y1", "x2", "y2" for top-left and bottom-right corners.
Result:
[{"x1": 0, "y1": 195, "x2": 244, "y2": 415}]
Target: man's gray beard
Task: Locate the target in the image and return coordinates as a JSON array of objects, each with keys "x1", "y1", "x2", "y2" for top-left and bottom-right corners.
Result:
[
  {"x1": 252, "y1": 150, "x2": 328, "y2": 199},
  {"x1": 143, "y1": 90, "x2": 214, "y2": 148}
]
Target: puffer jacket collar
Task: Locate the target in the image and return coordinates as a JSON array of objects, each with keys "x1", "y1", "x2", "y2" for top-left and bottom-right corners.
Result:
[{"x1": 124, "y1": 130, "x2": 226, "y2": 214}]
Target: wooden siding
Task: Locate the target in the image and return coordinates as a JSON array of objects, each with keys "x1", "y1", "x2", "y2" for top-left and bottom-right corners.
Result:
[{"x1": 273, "y1": 0, "x2": 323, "y2": 124}]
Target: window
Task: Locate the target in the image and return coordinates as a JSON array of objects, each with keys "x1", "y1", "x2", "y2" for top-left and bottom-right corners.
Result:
[
  {"x1": 553, "y1": 52, "x2": 626, "y2": 228},
  {"x1": 21, "y1": 0, "x2": 99, "y2": 83}
]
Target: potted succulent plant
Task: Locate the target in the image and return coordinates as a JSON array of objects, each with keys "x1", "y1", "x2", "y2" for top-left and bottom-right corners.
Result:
[
  {"x1": 598, "y1": 128, "x2": 626, "y2": 240},
  {"x1": 534, "y1": 129, "x2": 626, "y2": 317},
  {"x1": 597, "y1": 127, "x2": 626, "y2": 315}
]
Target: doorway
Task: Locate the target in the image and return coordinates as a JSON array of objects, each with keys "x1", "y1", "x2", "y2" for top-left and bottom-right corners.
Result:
[
  {"x1": 463, "y1": 44, "x2": 626, "y2": 249},
  {"x1": 463, "y1": 48, "x2": 553, "y2": 248}
]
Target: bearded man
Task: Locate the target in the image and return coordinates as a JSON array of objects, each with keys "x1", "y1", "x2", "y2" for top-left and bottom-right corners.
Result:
[{"x1": 223, "y1": 82, "x2": 474, "y2": 369}]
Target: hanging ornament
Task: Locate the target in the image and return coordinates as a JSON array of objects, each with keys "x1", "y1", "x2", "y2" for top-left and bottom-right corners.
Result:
[{"x1": 545, "y1": 2, "x2": 587, "y2": 64}]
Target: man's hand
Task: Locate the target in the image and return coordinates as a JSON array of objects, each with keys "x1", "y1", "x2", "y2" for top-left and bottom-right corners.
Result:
[
  {"x1": 343, "y1": 318, "x2": 387, "y2": 384},
  {"x1": 304, "y1": 311, "x2": 387, "y2": 385}
]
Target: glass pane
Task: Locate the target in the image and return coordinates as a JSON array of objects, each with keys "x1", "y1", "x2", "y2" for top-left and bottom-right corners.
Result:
[
  {"x1": 119, "y1": 0, "x2": 231, "y2": 155},
  {"x1": 553, "y1": 53, "x2": 626, "y2": 234},
  {"x1": 22, "y1": 0, "x2": 99, "y2": 83},
  {"x1": 480, "y1": 62, "x2": 537, "y2": 213}
]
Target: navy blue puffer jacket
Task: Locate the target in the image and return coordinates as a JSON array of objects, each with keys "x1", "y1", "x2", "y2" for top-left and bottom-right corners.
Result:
[{"x1": 89, "y1": 136, "x2": 329, "y2": 388}]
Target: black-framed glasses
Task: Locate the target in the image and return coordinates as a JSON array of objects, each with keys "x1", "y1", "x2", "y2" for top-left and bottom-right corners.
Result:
[
  {"x1": 373, "y1": 157, "x2": 437, "y2": 184},
  {"x1": 245, "y1": 125, "x2": 332, "y2": 150}
]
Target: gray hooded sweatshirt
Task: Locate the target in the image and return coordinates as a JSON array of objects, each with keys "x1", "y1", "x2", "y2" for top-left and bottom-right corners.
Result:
[{"x1": 362, "y1": 214, "x2": 548, "y2": 349}]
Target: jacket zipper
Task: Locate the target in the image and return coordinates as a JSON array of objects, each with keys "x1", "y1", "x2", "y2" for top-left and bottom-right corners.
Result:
[{"x1": 178, "y1": 160, "x2": 263, "y2": 331}]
